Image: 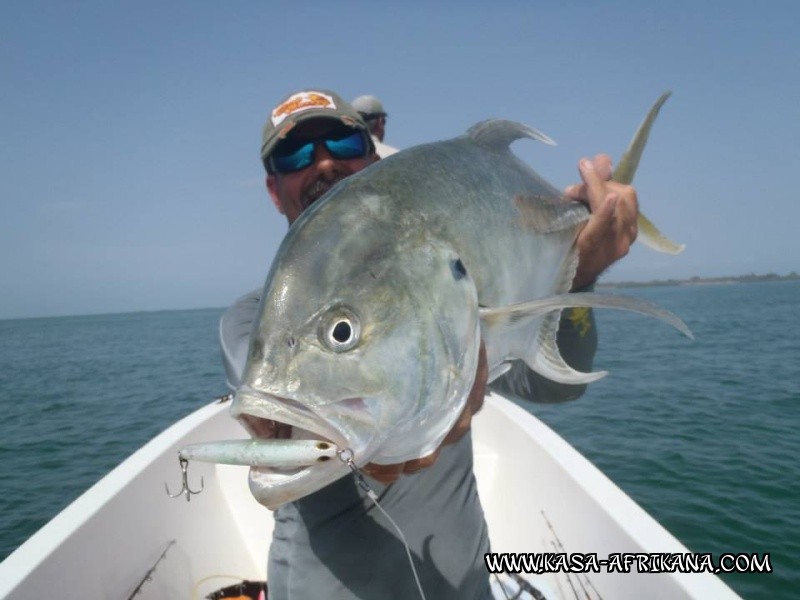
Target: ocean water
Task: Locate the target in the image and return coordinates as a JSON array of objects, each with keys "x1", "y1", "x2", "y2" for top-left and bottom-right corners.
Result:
[{"x1": 1, "y1": 281, "x2": 798, "y2": 599}]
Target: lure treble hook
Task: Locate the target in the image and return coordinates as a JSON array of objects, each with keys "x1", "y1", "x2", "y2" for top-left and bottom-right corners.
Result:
[{"x1": 165, "y1": 457, "x2": 204, "y2": 501}]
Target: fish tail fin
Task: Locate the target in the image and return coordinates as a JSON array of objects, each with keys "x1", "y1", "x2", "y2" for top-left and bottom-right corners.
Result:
[
  {"x1": 637, "y1": 211, "x2": 686, "y2": 254},
  {"x1": 613, "y1": 91, "x2": 685, "y2": 255},
  {"x1": 612, "y1": 91, "x2": 671, "y2": 185}
]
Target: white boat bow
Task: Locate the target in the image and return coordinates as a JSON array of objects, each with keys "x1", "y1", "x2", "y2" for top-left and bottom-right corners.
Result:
[{"x1": 0, "y1": 394, "x2": 741, "y2": 599}]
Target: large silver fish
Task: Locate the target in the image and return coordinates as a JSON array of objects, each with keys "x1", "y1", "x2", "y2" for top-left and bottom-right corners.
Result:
[{"x1": 200, "y1": 93, "x2": 688, "y2": 508}]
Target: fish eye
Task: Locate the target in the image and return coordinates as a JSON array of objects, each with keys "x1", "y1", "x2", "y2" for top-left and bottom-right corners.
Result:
[
  {"x1": 451, "y1": 258, "x2": 467, "y2": 280},
  {"x1": 320, "y1": 307, "x2": 361, "y2": 352},
  {"x1": 332, "y1": 321, "x2": 352, "y2": 343}
]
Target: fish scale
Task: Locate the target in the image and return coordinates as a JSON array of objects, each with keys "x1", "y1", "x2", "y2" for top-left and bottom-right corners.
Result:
[{"x1": 184, "y1": 92, "x2": 689, "y2": 509}]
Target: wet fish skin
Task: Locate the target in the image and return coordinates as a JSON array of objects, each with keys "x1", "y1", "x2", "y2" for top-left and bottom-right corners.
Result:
[{"x1": 230, "y1": 93, "x2": 687, "y2": 508}]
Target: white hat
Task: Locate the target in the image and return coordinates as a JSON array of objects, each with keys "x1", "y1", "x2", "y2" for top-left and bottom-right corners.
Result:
[{"x1": 351, "y1": 95, "x2": 386, "y2": 118}]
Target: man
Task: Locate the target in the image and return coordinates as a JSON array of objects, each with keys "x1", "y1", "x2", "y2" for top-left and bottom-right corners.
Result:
[
  {"x1": 351, "y1": 94, "x2": 399, "y2": 158},
  {"x1": 220, "y1": 89, "x2": 639, "y2": 599}
]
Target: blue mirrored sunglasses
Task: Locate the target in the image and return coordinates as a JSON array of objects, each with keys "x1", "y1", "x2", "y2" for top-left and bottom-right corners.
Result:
[{"x1": 270, "y1": 130, "x2": 369, "y2": 174}]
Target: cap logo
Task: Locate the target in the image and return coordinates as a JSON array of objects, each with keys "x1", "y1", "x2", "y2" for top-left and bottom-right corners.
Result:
[{"x1": 271, "y1": 92, "x2": 336, "y2": 126}]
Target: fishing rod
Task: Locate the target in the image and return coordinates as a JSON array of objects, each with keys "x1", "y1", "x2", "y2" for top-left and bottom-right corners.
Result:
[
  {"x1": 541, "y1": 510, "x2": 602, "y2": 600},
  {"x1": 126, "y1": 540, "x2": 176, "y2": 599}
]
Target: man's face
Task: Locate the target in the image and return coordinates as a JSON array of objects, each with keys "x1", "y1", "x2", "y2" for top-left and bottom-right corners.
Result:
[
  {"x1": 267, "y1": 119, "x2": 378, "y2": 225},
  {"x1": 371, "y1": 116, "x2": 386, "y2": 142}
]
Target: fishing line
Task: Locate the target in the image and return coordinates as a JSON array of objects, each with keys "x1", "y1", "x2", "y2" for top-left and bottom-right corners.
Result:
[{"x1": 337, "y1": 449, "x2": 428, "y2": 600}]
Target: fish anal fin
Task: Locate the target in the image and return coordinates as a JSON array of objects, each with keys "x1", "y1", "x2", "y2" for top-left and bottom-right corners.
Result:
[
  {"x1": 529, "y1": 312, "x2": 608, "y2": 385},
  {"x1": 487, "y1": 362, "x2": 512, "y2": 383},
  {"x1": 513, "y1": 194, "x2": 589, "y2": 235}
]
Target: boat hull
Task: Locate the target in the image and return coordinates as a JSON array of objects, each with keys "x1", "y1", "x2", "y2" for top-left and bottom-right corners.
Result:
[{"x1": 0, "y1": 395, "x2": 740, "y2": 599}]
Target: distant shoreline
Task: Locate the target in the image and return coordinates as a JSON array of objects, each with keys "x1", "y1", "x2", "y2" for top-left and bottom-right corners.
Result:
[
  {"x1": 598, "y1": 272, "x2": 799, "y2": 289},
  {"x1": 3, "y1": 272, "x2": 798, "y2": 322}
]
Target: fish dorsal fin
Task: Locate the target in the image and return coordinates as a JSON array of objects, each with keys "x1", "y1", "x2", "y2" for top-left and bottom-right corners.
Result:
[{"x1": 468, "y1": 119, "x2": 556, "y2": 151}]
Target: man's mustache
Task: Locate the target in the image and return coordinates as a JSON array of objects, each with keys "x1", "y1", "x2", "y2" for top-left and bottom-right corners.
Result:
[{"x1": 303, "y1": 174, "x2": 345, "y2": 206}]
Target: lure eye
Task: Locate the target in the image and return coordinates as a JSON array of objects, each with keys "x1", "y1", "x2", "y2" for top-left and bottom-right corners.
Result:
[{"x1": 320, "y1": 307, "x2": 360, "y2": 352}]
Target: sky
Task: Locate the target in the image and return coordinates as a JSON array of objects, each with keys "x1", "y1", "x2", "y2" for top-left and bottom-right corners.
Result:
[{"x1": 2, "y1": 1, "x2": 798, "y2": 319}]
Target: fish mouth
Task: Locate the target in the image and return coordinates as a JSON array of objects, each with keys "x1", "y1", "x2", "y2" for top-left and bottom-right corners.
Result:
[{"x1": 230, "y1": 387, "x2": 378, "y2": 507}]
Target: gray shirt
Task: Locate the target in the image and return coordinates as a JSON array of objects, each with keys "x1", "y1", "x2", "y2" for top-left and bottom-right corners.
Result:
[{"x1": 219, "y1": 289, "x2": 596, "y2": 599}]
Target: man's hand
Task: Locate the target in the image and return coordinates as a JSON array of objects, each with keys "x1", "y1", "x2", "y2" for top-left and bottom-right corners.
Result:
[
  {"x1": 565, "y1": 154, "x2": 639, "y2": 290},
  {"x1": 361, "y1": 342, "x2": 489, "y2": 484}
]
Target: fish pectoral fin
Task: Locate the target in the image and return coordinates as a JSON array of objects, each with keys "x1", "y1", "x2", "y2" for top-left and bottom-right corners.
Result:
[
  {"x1": 481, "y1": 292, "x2": 692, "y2": 385},
  {"x1": 479, "y1": 292, "x2": 693, "y2": 337}
]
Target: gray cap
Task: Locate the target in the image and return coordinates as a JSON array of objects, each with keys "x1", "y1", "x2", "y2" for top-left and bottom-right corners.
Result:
[
  {"x1": 261, "y1": 89, "x2": 368, "y2": 163},
  {"x1": 351, "y1": 94, "x2": 387, "y2": 119}
]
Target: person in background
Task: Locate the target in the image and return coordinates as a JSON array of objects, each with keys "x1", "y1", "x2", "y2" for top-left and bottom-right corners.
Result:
[
  {"x1": 351, "y1": 94, "x2": 399, "y2": 158},
  {"x1": 220, "y1": 88, "x2": 639, "y2": 599}
]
